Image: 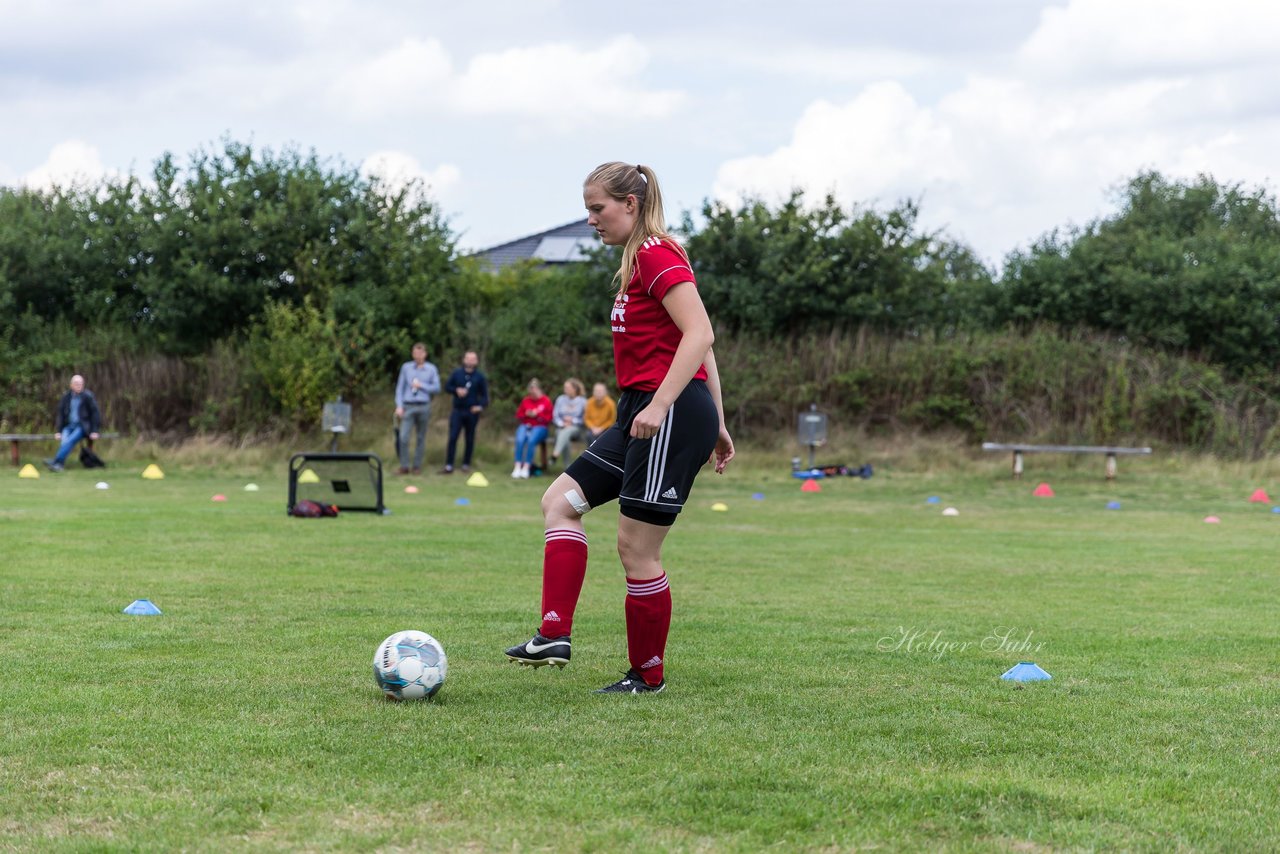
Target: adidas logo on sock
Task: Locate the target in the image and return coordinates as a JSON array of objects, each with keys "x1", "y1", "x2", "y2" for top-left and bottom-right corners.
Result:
[
  {"x1": 543, "y1": 610, "x2": 561, "y2": 622},
  {"x1": 660, "y1": 487, "x2": 678, "y2": 500},
  {"x1": 640, "y1": 655, "x2": 662, "y2": 669}
]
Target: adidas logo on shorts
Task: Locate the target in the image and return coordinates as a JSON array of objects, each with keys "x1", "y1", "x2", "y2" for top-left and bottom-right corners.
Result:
[{"x1": 661, "y1": 487, "x2": 679, "y2": 500}]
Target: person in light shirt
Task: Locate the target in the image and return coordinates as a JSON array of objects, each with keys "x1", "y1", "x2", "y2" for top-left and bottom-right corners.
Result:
[
  {"x1": 549, "y1": 378, "x2": 587, "y2": 468},
  {"x1": 394, "y1": 342, "x2": 440, "y2": 475}
]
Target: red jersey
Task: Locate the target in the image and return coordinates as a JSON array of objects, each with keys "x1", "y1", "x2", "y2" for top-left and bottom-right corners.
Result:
[
  {"x1": 611, "y1": 236, "x2": 709, "y2": 391},
  {"x1": 516, "y1": 394, "x2": 552, "y2": 427}
]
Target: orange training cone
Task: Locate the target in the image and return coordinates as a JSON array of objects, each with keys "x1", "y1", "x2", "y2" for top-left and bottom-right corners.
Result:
[
  {"x1": 800, "y1": 479, "x2": 822, "y2": 493},
  {"x1": 1032, "y1": 482, "x2": 1054, "y2": 497},
  {"x1": 1249, "y1": 488, "x2": 1269, "y2": 503}
]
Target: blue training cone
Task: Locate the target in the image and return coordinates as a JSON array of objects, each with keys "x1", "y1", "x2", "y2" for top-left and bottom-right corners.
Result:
[
  {"x1": 926, "y1": 496, "x2": 941, "y2": 504},
  {"x1": 1001, "y1": 661, "x2": 1051, "y2": 681},
  {"x1": 123, "y1": 599, "x2": 162, "y2": 616},
  {"x1": 455, "y1": 497, "x2": 471, "y2": 506},
  {"x1": 1106, "y1": 501, "x2": 1121, "y2": 510}
]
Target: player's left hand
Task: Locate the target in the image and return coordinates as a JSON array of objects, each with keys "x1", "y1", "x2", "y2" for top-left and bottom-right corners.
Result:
[
  {"x1": 630, "y1": 402, "x2": 669, "y2": 440},
  {"x1": 711, "y1": 427, "x2": 735, "y2": 473},
  {"x1": 89, "y1": 432, "x2": 100, "y2": 441}
]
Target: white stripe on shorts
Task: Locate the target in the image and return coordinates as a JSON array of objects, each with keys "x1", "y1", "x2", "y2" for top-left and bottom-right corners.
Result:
[
  {"x1": 644, "y1": 406, "x2": 675, "y2": 503},
  {"x1": 583, "y1": 448, "x2": 624, "y2": 473}
]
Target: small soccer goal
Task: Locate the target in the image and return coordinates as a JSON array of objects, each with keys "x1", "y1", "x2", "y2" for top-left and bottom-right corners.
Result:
[{"x1": 288, "y1": 452, "x2": 388, "y2": 515}]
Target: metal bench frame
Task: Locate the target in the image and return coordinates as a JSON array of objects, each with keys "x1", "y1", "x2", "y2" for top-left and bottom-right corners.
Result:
[{"x1": 982, "y1": 442, "x2": 1152, "y2": 480}]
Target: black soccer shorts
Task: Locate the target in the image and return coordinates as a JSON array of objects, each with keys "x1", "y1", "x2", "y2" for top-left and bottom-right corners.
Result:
[{"x1": 567, "y1": 379, "x2": 719, "y2": 525}]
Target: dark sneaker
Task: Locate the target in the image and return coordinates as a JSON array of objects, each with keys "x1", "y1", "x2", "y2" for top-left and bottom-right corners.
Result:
[
  {"x1": 43, "y1": 458, "x2": 64, "y2": 472},
  {"x1": 595, "y1": 668, "x2": 665, "y2": 694},
  {"x1": 461, "y1": 465, "x2": 471, "y2": 473},
  {"x1": 439, "y1": 466, "x2": 454, "y2": 475},
  {"x1": 505, "y1": 632, "x2": 571, "y2": 668}
]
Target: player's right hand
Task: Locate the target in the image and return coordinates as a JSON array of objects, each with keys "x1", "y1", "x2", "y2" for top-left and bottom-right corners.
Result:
[{"x1": 711, "y1": 427, "x2": 735, "y2": 474}]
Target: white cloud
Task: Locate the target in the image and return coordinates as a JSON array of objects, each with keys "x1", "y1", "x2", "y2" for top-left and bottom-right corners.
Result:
[
  {"x1": 22, "y1": 140, "x2": 117, "y2": 190},
  {"x1": 712, "y1": 0, "x2": 1280, "y2": 262},
  {"x1": 329, "y1": 38, "x2": 453, "y2": 119},
  {"x1": 360, "y1": 150, "x2": 461, "y2": 207},
  {"x1": 453, "y1": 37, "x2": 682, "y2": 121},
  {"x1": 1020, "y1": 0, "x2": 1280, "y2": 79},
  {"x1": 714, "y1": 82, "x2": 959, "y2": 206},
  {"x1": 328, "y1": 35, "x2": 684, "y2": 124},
  {"x1": 717, "y1": 45, "x2": 936, "y2": 85}
]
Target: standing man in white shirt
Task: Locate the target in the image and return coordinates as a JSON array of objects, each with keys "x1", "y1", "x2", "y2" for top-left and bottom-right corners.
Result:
[{"x1": 394, "y1": 342, "x2": 440, "y2": 474}]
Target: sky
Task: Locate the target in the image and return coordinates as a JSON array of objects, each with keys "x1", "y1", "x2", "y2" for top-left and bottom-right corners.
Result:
[{"x1": 2, "y1": 0, "x2": 1278, "y2": 264}]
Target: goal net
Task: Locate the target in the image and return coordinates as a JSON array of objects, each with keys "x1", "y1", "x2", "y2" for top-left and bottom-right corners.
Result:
[{"x1": 288, "y1": 452, "x2": 388, "y2": 515}]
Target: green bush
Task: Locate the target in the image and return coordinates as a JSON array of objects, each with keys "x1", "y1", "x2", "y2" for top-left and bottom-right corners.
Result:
[
  {"x1": 711, "y1": 326, "x2": 1280, "y2": 457},
  {"x1": 247, "y1": 299, "x2": 344, "y2": 429}
]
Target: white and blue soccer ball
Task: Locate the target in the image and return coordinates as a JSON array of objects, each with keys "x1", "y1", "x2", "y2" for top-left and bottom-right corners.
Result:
[{"x1": 373, "y1": 630, "x2": 447, "y2": 701}]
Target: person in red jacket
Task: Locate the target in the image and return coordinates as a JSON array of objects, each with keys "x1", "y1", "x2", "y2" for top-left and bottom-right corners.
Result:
[
  {"x1": 504, "y1": 162, "x2": 735, "y2": 693},
  {"x1": 512, "y1": 378, "x2": 553, "y2": 479}
]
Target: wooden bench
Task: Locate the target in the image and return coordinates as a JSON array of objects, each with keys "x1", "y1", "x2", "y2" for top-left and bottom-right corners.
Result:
[
  {"x1": 2, "y1": 432, "x2": 120, "y2": 466},
  {"x1": 982, "y1": 442, "x2": 1152, "y2": 480}
]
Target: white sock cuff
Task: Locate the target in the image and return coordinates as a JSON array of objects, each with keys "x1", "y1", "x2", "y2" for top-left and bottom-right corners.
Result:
[
  {"x1": 545, "y1": 528, "x2": 588, "y2": 546},
  {"x1": 626, "y1": 574, "x2": 669, "y2": 596}
]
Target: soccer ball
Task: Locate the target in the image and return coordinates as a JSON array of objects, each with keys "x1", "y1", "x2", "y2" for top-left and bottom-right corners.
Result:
[{"x1": 373, "y1": 630, "x2": 448, "y2": 701}]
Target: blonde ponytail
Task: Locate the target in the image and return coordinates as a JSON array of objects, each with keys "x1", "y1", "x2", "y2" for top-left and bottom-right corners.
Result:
[{"x1": 584, "y1": 162, "x2": 688, "y2": 295}]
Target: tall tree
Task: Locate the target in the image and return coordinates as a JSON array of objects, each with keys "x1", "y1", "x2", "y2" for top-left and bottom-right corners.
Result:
[{"x1": 997, "y1": 172, "x2": 1280, "y2": 377}]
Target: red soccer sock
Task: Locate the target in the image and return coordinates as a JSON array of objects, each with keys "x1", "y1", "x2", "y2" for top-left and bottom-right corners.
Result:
[
  {"x1": 540, "y1": 528, "x2": 588, "y2": 638},
  {"x1": 625, "y1": 573, "x2": 671, "y2": 685}
]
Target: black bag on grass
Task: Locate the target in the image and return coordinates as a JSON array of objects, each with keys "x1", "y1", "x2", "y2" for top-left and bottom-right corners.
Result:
[
  {"x1": 290, "y1": 500, "x2": 340, "y2": 518},
  {"x1": 79, "y1": 446, "x2": 106, "y2": 468}
]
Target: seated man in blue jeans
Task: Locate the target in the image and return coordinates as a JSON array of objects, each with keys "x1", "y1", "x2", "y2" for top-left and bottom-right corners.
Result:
[{"x1": 45, "y1": 374, "x2": 102, "y2": 472}]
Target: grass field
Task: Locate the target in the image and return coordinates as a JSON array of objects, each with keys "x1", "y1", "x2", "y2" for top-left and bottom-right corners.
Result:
[{"x1": 2, "y1": 452, "x2": 1278, "y2": 851}]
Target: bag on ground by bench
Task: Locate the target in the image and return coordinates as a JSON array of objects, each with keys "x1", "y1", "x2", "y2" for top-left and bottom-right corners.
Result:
[{"x1": 79, "y1": 446, "x2": 106, "y2": 469}]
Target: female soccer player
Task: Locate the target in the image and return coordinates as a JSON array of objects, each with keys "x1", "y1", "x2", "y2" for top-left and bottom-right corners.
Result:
[{"x1": 505, "y1": 162, "x2": 734, "y2": 693}]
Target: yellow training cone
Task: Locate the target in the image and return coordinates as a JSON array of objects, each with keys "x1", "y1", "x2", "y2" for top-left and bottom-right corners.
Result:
[
  {"x1": 466, "y1": 471, "x2": 490, "y2": 487},
  {"x1": 18, "y1": 464, "x2": 39, "y2": 479},
  {"x1": 141, "y1": 464, "x2": 165, "y2": 480},
  {"x1": 710, "y1": 502, "x2": 728, "y2": 512},
  {"x1": 297, "y1": 468, "x2": 320, "y2": 484}
]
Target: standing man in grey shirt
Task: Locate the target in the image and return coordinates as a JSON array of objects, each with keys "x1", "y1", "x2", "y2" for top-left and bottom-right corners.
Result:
[{"x1": 394, "y1": 342, "x2": 440, "y2": 474}]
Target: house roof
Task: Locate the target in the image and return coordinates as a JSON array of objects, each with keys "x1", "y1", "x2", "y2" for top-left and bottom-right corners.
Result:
[{"x1": 470, "y1": 219, "x2": 598, "y2": 272}]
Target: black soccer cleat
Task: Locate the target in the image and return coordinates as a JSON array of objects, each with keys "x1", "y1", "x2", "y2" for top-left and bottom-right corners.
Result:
[
  {"x1": 595, "y1": 668, "x2": 665, "y2": 694},
  {"x1": 505, "y1": 632, "x2": 571, "y2": 668}
]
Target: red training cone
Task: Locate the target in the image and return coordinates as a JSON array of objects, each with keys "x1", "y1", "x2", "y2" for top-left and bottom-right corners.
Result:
[
  {"x1": 800, "y1": 479, "x2": 822, "y2": 493},
  {"x1": 1249, "y1": 488, "x2": 1269, "y2": 503},
  {"x1": 1032, "y1": 482, "x2": 1054, "y2": 498}
]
